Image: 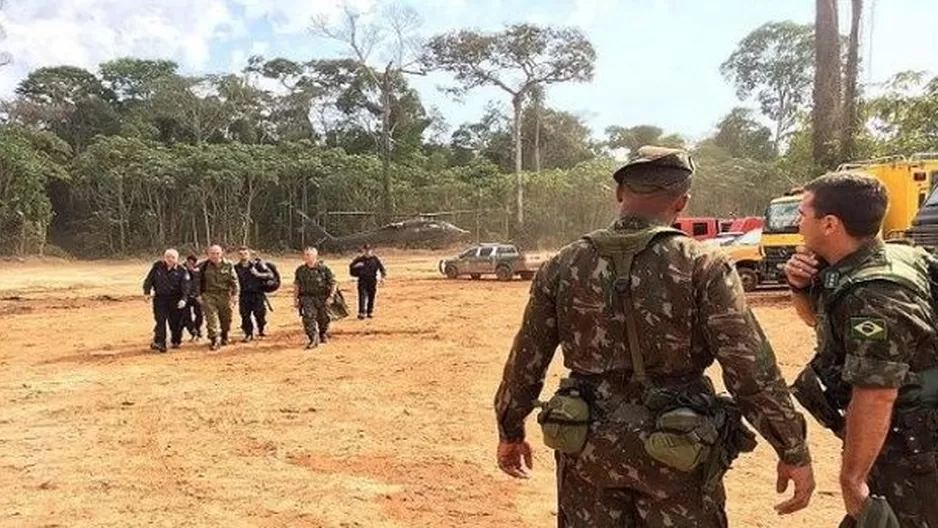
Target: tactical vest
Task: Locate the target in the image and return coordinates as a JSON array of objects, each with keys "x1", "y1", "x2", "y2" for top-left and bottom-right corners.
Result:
[
  {"x1": 817, "y1": 244, "x2": 938, "y2": 408},
  {"x1": 581, "y1": 225, "x2": 686, "y2": 385}
]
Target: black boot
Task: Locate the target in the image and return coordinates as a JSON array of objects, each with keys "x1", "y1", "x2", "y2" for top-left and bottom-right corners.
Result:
[
  {"x1": 220, "y1": 332, "x2": 229, "y2": 346},
  {"x1": 210, "y1": 337, "x2": 220, "y2": 351},
  {"x1": 305, "y1": 334, "x2": 319, "y2": 349},
  {"x1": 242, "y1": 334, "x2": 253, "y2": 343}
]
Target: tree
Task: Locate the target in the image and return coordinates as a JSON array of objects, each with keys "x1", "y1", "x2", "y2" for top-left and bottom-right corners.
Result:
[
  {"x1": 866, "y1": 72, "x2": 938, "y2": 154},
  {"x1": 720, "y1": 21, "x2": 814, "y2": 153},
  {"x1": 711, "y1": 107, "x2": 775, "y2": 161},
  {"x1": 0, "y1": 126, "x2": 69, "y2": 255},
  {"x1": 311, "y1": 3, "x2": 426, "y2": 223},
  {"x1": 422, "y1": 23, "x2": 596, "y2": 228},
  {"x1": 841, "y1": 0, "x2": 863, "y2": 162},
  {"x1": 99, "y1": 58, "x2": 179, "y2": 104},
  {"x1": 813, "y1": 0, "x2": 842, "y2": 169},
  {"x1": 605, "y1": 125, "x2": 685, "y2": 152}
]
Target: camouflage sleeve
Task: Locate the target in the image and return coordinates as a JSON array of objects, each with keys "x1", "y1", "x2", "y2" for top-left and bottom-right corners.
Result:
[
  {"x1": 696, "y1": 249, "x2": 811, "y2": 466},
  {"x1": 229, "y1": 264, "x2": 240, "y2": 296},
  {"x1": 493, "y1": 251, "x2": 563, "y2": 442},
  {"x1": 831, "y1": 283, "x2": 931, "y2": 388},
  {"x1": 324, "y1": 265, "x2": 337, "y2": 287}
]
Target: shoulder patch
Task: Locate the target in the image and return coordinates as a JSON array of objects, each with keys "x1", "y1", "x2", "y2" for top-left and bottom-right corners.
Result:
[{"x1": 849, "y1": 317, "x2": 888, "y2": 341}]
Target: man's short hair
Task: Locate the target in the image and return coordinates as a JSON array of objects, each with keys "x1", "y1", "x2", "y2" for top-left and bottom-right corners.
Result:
[
  {"x1": 237, "y1": 245, "x2": 250, "y2": 252},
  {"x1": 303, "y1": 247, "x2": 318, "y2": 253},
  {"x1": 186, "y1": 254, "x2": 198, "y2": 263},
  {"x1": 804, "y1": 172, "x2": 888, "y2": 238}
]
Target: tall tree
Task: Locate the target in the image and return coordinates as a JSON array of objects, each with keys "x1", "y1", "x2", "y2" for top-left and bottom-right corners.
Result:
[
  {"x1": 813, "y1": 0, "x2": 842, "y2": 169},
  {"x1": 311, "y1": 3, "x2": 425, "y2": 223},
  {"x1": 606, "y1": 124, "x2": 685, "y2": 152},
  {"x1": 528, "y1": 84, "x2": 545, "y2": 173},
  {"x1": 841, "y1": 0, "x2": 863, "y2": 162},
  {"x1": 99, "y1": 58, "x2": 179, "y2": 104},
  {"x1": 422, "y1": 23, "x2": 596, "y2": 228},
  {"x1": 711, "y1": 107, "x2": 775, "y2": 161},
  {"x1": 720, "y1": 21, "x2": 814, "y2": 153}
]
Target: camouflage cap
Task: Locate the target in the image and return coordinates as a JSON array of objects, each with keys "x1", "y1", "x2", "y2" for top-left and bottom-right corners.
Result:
[{"x1": 613, "y1": 145, "x2": 696, "y2": 192}]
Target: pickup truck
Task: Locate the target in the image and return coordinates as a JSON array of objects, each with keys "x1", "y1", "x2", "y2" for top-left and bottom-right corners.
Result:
[{"x1": 438, "y1": 243, "x2": 545, "y2": 281}]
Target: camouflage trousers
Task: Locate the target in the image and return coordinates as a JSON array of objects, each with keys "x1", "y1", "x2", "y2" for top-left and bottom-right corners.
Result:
[
  {"x1": 202, "y1": 292, "x2": 232, "y2": 340},
  {"x1": 840, "y1": 447, "x2": 938, "y2": 528},
  {"x1": 555, "y1": 451, "x2": 727, "y2": 527},
  {"x1": 299, "y1": 296, "x2": 330, "y2": 341}
]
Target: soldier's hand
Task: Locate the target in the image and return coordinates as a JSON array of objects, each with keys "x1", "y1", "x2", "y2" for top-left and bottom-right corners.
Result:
[
  {"x1": 497, "y1": 440, "x2": 533, "y2": 479},
  {"x1": 326, "y1": 295, "x2": 335, "y2": 306},
  {"x1": 783, "y1": 246, "x2": 820, "y2": 290},
  {"x1": 841, "y1": 478, "x2": 870, "y2": 519},
  {"x1": 774, "y1": 461, "x2": 815, "y2": 515},
  {"x1": 176, "y1": 300, "x2": 186, "y2": 310}
]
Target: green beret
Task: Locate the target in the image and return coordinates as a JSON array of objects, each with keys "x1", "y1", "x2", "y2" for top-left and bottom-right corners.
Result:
[{"x1": 613, "y1": 145, "x2": 696, "y2": 192}]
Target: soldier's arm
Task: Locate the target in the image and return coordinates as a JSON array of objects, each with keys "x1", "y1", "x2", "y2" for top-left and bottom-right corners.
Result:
[
  {"x1": 143, "y1": 262, "x2": 157, "y2": 295},
  {"x1": 698, "y1": 251, "x2": 811, "y2": 466},
  {"x1": 791, "y1": 290, "x2": 818, "y2": 327},
  {"x1": 834, "y1": 285, "x2": 926, "y2": 487},
  {"x1": 293, "y1": 268, "x2": 301, "y2": 304},
  {"x1": 493, "y1": 251, "x2": 562, "y2": 441},
  {"x1": 377, "y1": 258, "x2": 387, "y2": 278},
  {"x1": 181, "y1": 270, "x2": 192, "y2": 299},
  {"x1": 325, "y1": 266, "x2": 338, "y2": 296},
  {"x1": 229, "y1": 264, "x2": 240, "y2": 297}
]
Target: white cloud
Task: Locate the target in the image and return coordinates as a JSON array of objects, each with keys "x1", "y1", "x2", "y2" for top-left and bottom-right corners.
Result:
[
  {"x1": 0, "y1": 0, "x2": 240, "y2": 96},
  {"x1": 230, "y1": 0, "x2": 375, "y2": 36}
]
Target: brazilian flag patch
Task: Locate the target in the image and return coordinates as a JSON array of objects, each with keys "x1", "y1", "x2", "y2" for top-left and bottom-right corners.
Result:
[{"x1": 849, "y1": 317, "x2": 887, "y2": 341}]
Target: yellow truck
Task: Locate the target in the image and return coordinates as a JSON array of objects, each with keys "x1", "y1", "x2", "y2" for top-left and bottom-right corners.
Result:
[{"x1": 743, "y1": 154, "x2": 932, "y2": 289}]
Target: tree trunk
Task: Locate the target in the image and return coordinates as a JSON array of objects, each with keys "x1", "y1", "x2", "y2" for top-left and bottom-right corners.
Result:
[
  {"x1": 512, "y1": 92, "x2": 524, "y2": 227},
  {"x1": 842, "y1": 0, "x2": 863, "y2": 162},
  {"x1": 813, "y1": 0, "x2": 843, "y2": 170},
  {"x1": 380, "y1": 70, "x2": 393, "y2": 224},
  {"x1": 534, "y1": 105, "x2": 541, "y2": 174}
]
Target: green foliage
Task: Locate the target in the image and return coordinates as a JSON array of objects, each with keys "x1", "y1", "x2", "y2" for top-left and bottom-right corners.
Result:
[
  {"x1": 720, "y1": 21, "x2": 814, "y2": 150},
  {"x1": 866, "y1": 71, "x2": 938, "y2": 154},
  {"x1": 711, "y1": 107, "x2": 776, "y2": 161}
]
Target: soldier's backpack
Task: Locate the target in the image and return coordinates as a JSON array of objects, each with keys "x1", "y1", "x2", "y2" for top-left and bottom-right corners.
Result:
[{"x1": 257, "y1": 260, "x2": 281, "y2": 293}]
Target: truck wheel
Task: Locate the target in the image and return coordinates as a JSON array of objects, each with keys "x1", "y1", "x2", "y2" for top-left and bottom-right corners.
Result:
[
  {"x1": 738, "y1": 268, "x2": 758, "y2": 292},
  {"x1": 444, "y1": 265, "x2": 458, "y2": 279},
  {"x1": 470, "y1": 273, "x2": 481, "y2": 280},
  {"x1": 519, "y1": 271, "x2": 535, "y2": 280},
  {"x1": 495, "y1": 265, "x2": 512, "y2": 281}
]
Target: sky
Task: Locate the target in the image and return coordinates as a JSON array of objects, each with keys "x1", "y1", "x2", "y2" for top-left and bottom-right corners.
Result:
[{"x1": 0, "y1": 0, "x2": 936, "y2": 143}]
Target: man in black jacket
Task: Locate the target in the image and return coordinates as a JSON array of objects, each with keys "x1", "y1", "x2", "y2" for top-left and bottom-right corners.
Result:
[
  {"x1": 349, "y1": 244, "x2": 386, "y2": 319},
  {"x1": 235, "y1": 246, "x2": 275, "y2": 342},
  {"x1": 142, "y1": 248, "x2": 191, "y2": 352},
  {"x1": 183, "y1": 254, "x2": 203, "y2": 340}
]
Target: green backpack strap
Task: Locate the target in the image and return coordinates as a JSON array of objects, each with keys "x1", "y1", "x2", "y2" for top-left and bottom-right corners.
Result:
[
  {"x1": 826, "y1": 251, "x2": 931, "y2": 311},
  {"x1": 583, "y1": 226, "x2": 686, "y2": 385}
]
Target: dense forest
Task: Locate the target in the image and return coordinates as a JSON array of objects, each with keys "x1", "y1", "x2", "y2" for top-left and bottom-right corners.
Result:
[{"x1": 0, "y1": 3, "x2": 936, "y2": 257}]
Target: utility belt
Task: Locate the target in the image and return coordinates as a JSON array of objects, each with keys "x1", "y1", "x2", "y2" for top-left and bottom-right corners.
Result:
[
  {"x1": 536, "y1": 374, "x2": 757, "y2": 491},
  {"x1": 792, "y1": 362, "x2": 938, "y2": 452}
]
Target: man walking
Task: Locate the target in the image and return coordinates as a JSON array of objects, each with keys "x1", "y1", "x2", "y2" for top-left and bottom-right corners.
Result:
[
  {"x1": 293, "y1": 247, "x2": 337, "y2": 349},
  {"x1": 142, "y1": 248, "x2": 190, "y2": 353},
  {"x1": 785, "y1": 172, "x2": 938, "y2": 526},
  {"x1": 183, "y1": 254, "x2": 204, "y2": 340},
  {"x1": 235, "y1": 246, "x2": 275, "y2": 342},
  {"x1": 349, "y1": 244, "x2": 386, "y2": 319},
  {"x1": 198, "y1": 245, "x2": 239, "y2": 351},
  {"x1": 494, "y1": 146, "x2": 814, "y2": 526}
]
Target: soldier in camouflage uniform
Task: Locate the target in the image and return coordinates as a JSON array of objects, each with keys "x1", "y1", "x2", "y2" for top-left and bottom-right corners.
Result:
[
  {"x1": 198, "y1": 245, "x2": 240, "y2": 351},
  {"x1": 494, "y1": 146, "x2": 815, "y2": 527},
  {"x1": 293, "y1": 247, "x2": 337, "y2": 349},
  {"x1": 785, "y1": 172, "x2": 938, "y2": 527}
]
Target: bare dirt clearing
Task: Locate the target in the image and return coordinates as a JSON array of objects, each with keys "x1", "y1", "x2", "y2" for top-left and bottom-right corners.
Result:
[{"x1": 0, "y1": 253, "x2": 845, "y2": 527}]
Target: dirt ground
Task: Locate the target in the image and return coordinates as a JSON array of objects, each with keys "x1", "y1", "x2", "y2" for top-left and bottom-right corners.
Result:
[{"x1": 0, "y1": 251, "x2": 848, "y2": 527}]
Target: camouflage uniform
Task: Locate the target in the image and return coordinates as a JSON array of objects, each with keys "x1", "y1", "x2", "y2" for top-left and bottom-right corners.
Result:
[
  {"x1": 199, "y1": 258, "x2": 239, "y2": 345},
  {"x1": 294, "y1": 263, "x2": 336, "y2": 344},
  {"x1": 799, "y1": 241, "x2": 938, "y2": 527},
  {"x1": 494, "y1": 147, "x2": 811, "y2": 527}
]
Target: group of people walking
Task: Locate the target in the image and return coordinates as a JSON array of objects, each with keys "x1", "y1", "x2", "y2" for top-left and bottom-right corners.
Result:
[{"x1": 142, "y1": 244, "x2": 386, "y2": 352}]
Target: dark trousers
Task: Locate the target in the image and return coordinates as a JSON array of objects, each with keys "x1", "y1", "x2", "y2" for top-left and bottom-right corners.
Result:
[
  {"x1": 357, "y1": 280, "x2": 377, "y2": 315},
  {"x1": 153, "y1": 295, "x2": 184, "y2": 346},
  {"x1": 239, "y1": 292, "x2": 267, "y2": 336},
  {"x1": 185, "y1": 297, "x2": 203, "y2": 337}
]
